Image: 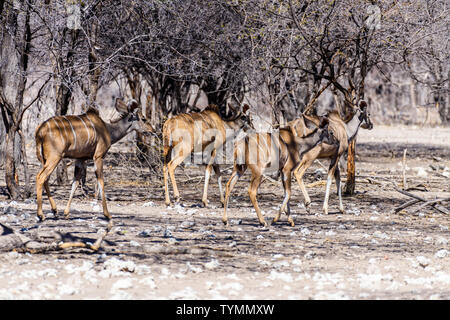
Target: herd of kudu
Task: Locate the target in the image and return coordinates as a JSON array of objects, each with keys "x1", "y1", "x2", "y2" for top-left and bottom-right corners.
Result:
[{"x1": 34, "y1": 94, "x2": 372, "y2": 249}]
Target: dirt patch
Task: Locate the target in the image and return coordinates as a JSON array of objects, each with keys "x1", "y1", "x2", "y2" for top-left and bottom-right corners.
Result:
[{"x1": 0, "y1": 125, "x2": 449, "y2": 299}]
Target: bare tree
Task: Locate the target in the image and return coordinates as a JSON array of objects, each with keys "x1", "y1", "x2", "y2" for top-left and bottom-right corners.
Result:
[
  {"x1": 401, "y1": 0, "x2": 449, "y2": 124},
  {"x1": 0, "y1": 0, "x2": 49, "y2": 199}
]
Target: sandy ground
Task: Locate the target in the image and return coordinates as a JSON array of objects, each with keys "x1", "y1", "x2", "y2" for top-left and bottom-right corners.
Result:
[{"x1": 0, "y1": 125, "x2": 449, "y2": 300}]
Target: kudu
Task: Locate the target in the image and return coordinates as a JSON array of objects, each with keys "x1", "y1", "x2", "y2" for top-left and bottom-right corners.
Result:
[
  {"x1": 292, "y1": 100, "x2": 373, "y2": 215},
  {"x1": 222, "y1": 117, "x2": 334, "y2": 227},
  {"x1": 163, "y1": 104, "x2": 251, "y2": 207},
  {"x1": 35, "y1": 98, "x2": 150, "y2": 230}
]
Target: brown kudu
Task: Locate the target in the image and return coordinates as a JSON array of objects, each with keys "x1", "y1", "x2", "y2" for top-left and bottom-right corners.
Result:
[
  {"x1": 292, "y1": 100, "x2": 373, "y2": 215},
  {"x1": 222, "y1": 117, "x2": 334, "y2": 227},
  {"x1": 163, "y1": 104, "x2": 252, "y2": 207},
  {"x1": 35, "y1": 98, "x2": 150, "y2": 235}
]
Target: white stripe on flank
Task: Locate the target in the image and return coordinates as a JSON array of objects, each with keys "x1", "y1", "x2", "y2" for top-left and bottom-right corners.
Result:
[
  {"x1": 56, "y1": 117, "x2": 70, "y2": 144},
  {"x1": 46, "y1": 120, "x2": 53, "y2": 139},
  {"x1": 76, "y1": 116, "x2": 91, "y2": 147},
  {"x1": 63, "y1": 116, "x2": 77, "y2": 149},
  {"x1": 52, "y1": 118, "x2": 65, "y2": 145},
  {"x1": 86, "y1": 115, "x2": 97, "y2": 144}
]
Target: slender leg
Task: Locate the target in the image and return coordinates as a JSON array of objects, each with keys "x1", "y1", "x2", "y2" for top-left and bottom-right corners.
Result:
[
  {"x1": 64, "y1": 160, "x2": 85, "y2": 218},
  {"x1": 293, "y1": 159, "x2": 314, "y2": 211},
  {"x1": 323, "y1": 157, "x2": 338, "y2": 215},
  {"x1": 93, "y1": 157, "x2": 112, "y2": 230},
  {"x1": 202, "y1": 150, "x2": 217, "y2": 207},
  {"x1": 334, "y1": 165, "x2": 345, "y2": 213},
  {"x1": 213, "y1": 165, "x2": 224, "y2": 205},
  {"x1": 36, "y1": 156, "x2": 61, "y2": 221},
  {"x1": 167, "y1": 152, "x2": 188, "y2": 205},
  {"x1": 222, "y1": 165, "x2": 245, "y2": 226},
  {"x1": 273, "y1": 170, "x2": 294, "y2": 226},
  {"x1": 79, "y1": 161, "x2": 89, "y2": 198},
  {"x1": 248, "y1": 171, "x2": 267, "y2": 227},
  {"x1": 163, "y1": 148, "x2": 172, "y2": 206},
  {"x1": 43, "y1": 180, "x2": 57, "y2": 216}
]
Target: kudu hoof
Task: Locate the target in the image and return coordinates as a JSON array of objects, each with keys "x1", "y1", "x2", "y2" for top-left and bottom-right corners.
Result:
[
  {"x1": 287, "y1": 217, "x2": 295, "y2": 227},
  {"x1": 201, "y1": 201, "x2": 209, "y2": 208},
  {"x1": 304, "y1": 202, "x2": 312, "y2": 213}
]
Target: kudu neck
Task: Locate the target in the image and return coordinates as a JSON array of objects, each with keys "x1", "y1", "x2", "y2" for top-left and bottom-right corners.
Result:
[
  {"x1": 225, "y1": 120, "x2": 247, "y2": 139},
  {"x1": 345, "y1": 111, "x2": 362, "y2": 143},
  {"x1": 106, "y1": 119, "x2": 133, "y2": 145}
]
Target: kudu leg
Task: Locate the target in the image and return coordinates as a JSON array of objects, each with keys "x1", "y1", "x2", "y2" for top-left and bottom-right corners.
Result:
[
  {"x1": 273, "y1": 170, "x2": 294, "y2": 227},
  {"x1": 201, "y1": 149, "x2": 217, "y2": 207},
  {"x1": 222, "y1": 165, "x2": 245, "y2": 226},
  {"x1": 36, "y1": 156, "x2": 61, "y2": 221},
  {"x1": 323, "y1": 157, "x2": 339, "y2": 215},
  {"x1": 248, "y1": 172, "x2": 267, "y2": 227},
  {"x1": 93, "y1": 157, "x2": 112, "y2": 230},
  {"x1": 167, "y1": 154, "x2": 186, "y2": 205},
  {"x1": 213, "y1": 165, "x2": 224, "y2": 205},
  {"x1": 64, "y1": 160, "x2": 85, "y2": 218},
  {"x1": 163, "y1": 161, "x2": 171, "y2": 206},
  {"x1": 334, "y1": 165, "x2": 345, "y2": 213},
  {"x1": 293, "y1": 159, "x2": 314, "y2": 212},
  {"x1": 43, "y1": 181, "x2": 58, "y2": 216}
]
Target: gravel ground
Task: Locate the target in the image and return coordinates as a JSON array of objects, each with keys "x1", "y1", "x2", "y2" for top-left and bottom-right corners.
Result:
[{"x1": 0, "y1": 125, "x2": 449, "y2": 300}]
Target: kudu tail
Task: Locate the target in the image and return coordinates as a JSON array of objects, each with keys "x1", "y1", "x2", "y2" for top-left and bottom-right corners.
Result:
[{"x1": 35, "y1": 125, "x2": 45, "y2": 165}]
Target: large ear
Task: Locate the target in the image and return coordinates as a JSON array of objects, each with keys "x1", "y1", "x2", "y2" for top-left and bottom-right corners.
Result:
[
  {"x1": 359, "y1": 100, "x2": 367, "y2": 111},
  {"x1": 289, "y1": 119, "x2": 300, "y2": 137},
  {"x1": 318, "y1": 116, "x2": 329, "y2": 128},
  {"x1": 114, "y1": 97, "x2": 128, "y2": 114},
  {"x1": 242, "y1": 104, "x2": 250, "y2": 115},
  {"x1": 221, "y1": 102, "x2": 237, "y2": 120},
  {"x1": 127, "y1": 99, "x2": 139, "y2": 112}
]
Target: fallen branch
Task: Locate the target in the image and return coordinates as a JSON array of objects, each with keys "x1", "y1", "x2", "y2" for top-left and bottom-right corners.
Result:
[
  {"x1": 393, "y1": 199, "x2": 421, "y2": 213},
  {"x1": 0, "y1": 222, "x2": 109, "y2": 253},
  {"x1": 416, "y1": 198, "x2": 450, "y2": 212},
  {"x1": 393, "y1": 186, "x2": 449, "y2": 215}
]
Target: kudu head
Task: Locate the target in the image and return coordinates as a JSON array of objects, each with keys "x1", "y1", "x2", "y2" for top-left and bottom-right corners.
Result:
[
  {"x1": 114, "y1": 98, "x2": 154, "y2": 134},
  {"x1": 220, "y1": 103, "x2": 253, "y2": 131},
  {"x1": 355, "y1": 100, "x2": 373, "y2": 130}
]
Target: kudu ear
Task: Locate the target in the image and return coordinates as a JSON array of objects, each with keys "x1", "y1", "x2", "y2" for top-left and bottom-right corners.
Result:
[
  {"x1": 289, "y1": 119, "x2": 300, "y2": 137},
  {"x1": 359, "y1": 100, "x2": 367, "y2": 111},
  {"x1": 318, "y1": 116, "x2": 329, "y2": 128},
  {"x1": 114, "y1": 97, "x2": 129, "y2": 114},
  {"x1": 127, "y1": 99, "x2": 139, "y2": 113},
  {"x1": 221, "y1": 103, "x2": 237, "y2": 120},
  {"x1": 242, "y1": 104, "x2": 250, "y2": 115}
]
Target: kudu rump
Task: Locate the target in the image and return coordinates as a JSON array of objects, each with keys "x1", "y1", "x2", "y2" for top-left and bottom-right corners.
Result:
[
  {"x1": 223, "y1": 117, "x2": 334, "y2": 227},
  {"x1": 163, "y1": 104, "x2": 251, "y2": 207},
  {"x1": 35, "y1": 98, "x2": 149, "y2": 232}
]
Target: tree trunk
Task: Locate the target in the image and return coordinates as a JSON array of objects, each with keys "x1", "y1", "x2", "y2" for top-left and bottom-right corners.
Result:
[
  {"x1": 4, "y1": 126, "x2": 20, "y2": 199},
  {"x1": 344, "y1": 139, "x2": 356, "y2": 195},
  {"x1": 0, "y1": 1, "x2": 32, "y2": 199},
  {"x1": 437, "y1": 95, "x2": 449, "y2": 124}
]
